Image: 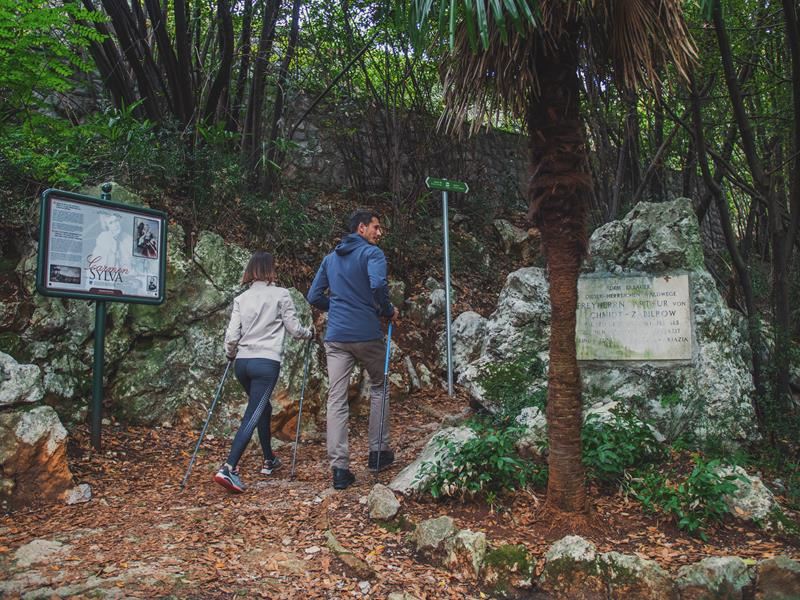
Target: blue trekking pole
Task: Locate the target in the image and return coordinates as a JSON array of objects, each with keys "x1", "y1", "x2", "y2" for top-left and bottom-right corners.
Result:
[
  {"x1": 181, "y1": 360, "x2": 233, "y2": 489},
  {"x1": 375, "y1": 321, "x2": 393, "y2": 474},
  {"x1": 290, "y1": 339, "x2": 313, "y2": 480}
]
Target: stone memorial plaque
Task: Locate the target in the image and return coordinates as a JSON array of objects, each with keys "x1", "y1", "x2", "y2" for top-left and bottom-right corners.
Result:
[{"x1": 576, "y1": 274, "x2": 692, "y2": 361}]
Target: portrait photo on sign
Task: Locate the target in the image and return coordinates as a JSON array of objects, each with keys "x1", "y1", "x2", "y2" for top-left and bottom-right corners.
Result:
[
  {"x1": 133, "y1": 217, "x2": 159, "y2": 259},
  {"x1": 147, "y1": 275, "x2": 158, "y2": 292}
]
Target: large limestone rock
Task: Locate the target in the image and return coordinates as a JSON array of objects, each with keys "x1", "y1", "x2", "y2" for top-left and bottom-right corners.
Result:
[
  {"x1": 412, "y1": 516, "x2": 456, "y2": 560},
  {"x1": 716, "y1": 465, "x2": 779, "y2": 526},
  {"x1": 538, "y1": 536, "x2": 605, "y2": 599},
  {"x1": 493, "y1": 219, "x2": 538, "y2": 263},
  {"x1": 482, "y1": 544, "x2": 534, "y2": 598},
  {"x1": 0, "y1": 352, "x2": 43, "y2": 406},
  {"x1": 448, "y1": 198, "x2": 757, "y2": 445},
  {"x1": 755, "y1": 556, "x2": 800, "y2": 599},
  {"x1": 388, "y1": 426, "x2": 476, "y2": 495},
  {"x1": 0, "y1": 405, "x2": 74, "y2": 510},
  {"x1": 9, "y1": 195, "x2": 327, "y2": 434},
  {"x1": 599, "y1": 552, "x2": 676, "y2": 599},
  {"x1": 676, "y1": 556, "x2": 754, "y2": 599},
  {"x1": 446, "y1": 529, "x2": 487, "y2": 579}
]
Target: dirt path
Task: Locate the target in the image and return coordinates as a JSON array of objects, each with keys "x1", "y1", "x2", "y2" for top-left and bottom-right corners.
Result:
[
  {"x1": 0, "y1": 391, "x2": 480, "y2": 599},
  {"x1": 1, "y1": 387, "x2": 799, "y2": 599}
]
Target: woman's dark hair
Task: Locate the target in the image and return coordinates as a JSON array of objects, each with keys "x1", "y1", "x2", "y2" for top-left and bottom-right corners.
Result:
[
  {"x1": 349, "y1": 209, "x2": 380, "y2": 233},
  {"x1": 241, "y1": 251, "x2": 277, "y2": 285}
]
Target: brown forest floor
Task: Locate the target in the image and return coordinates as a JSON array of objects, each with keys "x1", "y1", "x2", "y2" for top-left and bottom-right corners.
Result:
[{"x1": 2, "y1": 387, "x2": 800, "y2": 599}]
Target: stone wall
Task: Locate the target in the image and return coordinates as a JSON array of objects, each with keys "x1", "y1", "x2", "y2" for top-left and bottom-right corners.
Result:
[{"x1": 280, "y1": 96, "x2": 529, "y2": 212}]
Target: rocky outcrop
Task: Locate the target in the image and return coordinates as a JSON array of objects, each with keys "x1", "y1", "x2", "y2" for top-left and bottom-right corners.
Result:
[
  {"x1": 493, "y1": 219, "x2": 538, "y2": 263},
  {"x1": 447, "y1": 198, "x2": 757, "y2": 446},
  {"x1": 0, "y1": 405, "x2": 74, "y2": 510},
  {"x1": 0, "y1": 352, "x2": 43, "y2": 406},
  {"x1": 388, "y1": 426, "x2": 476, "y2": 495},
  {"x1": 675, "y1": 556, "x2": 754, "y2": 599},
  {"x1": 3, "y1": 184, "x2": 329, "y2": 437},
  {"x1": 755, "y1": 556, "x2": 800, "y2": 599},
  {"x1": 716, "y1": 465, "x2": 779, "y2": 526},
  {"x1": 411, "y1": 516, "x2": 457, "y2": 559},
  {"x1": 539, "y1": 536, "x2": 605, "y2": 598}
]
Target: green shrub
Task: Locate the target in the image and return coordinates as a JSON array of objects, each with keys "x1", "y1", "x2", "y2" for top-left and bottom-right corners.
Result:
[
  {"x1": 418, "y1": 423, "x2": 545, "y2": 506},
  {"x1": 581, "y1": 408, "x2": 663, "y2": 483},
  {"x1": 241, "y1": 192, "x2": 335, "y2": 253},
  {"x1": 627, "y1": 457, "x2": 741, "y2": 540},
  {"x1": 477, "y1": 346, "x2": 545, "y2": 426}
]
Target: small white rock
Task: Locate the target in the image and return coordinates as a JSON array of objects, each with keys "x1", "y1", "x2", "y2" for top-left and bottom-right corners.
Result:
[
  {"x1": 304, "y1": 545, "x2": 321, "y2": 554},
  {"x1": 63, "y1": 483, "x2": 92, "y2": 505}
]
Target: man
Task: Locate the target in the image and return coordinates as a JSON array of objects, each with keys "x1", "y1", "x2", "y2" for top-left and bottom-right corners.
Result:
[{"x1": 308, "y1": 209, "x2": 399, "y2": 490}]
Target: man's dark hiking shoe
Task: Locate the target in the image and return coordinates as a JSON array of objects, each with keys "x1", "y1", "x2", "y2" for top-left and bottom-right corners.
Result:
[
  {"x1": 332, "y1": 467, "x2": 356, "y2": 490},
  {"x1": 260, "y1": 456, "x2": 282, "y2": 476},
  {"x1": 214, "y1": 465, "x2": 246, "y2": 493},
  {"x1": 368, "y1": 450, "x2": 395, "y2": 472}
]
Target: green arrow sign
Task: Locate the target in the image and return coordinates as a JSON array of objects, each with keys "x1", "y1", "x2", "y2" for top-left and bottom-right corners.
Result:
[{"x1": 425, "y1": 177, "x2": 469, "y2": 193}]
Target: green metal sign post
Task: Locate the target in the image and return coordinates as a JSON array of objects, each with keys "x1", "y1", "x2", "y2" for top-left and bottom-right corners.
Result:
[
  {"x1": 37, "y1": 183, "x2": 167, "y2": 451},
  {"x1": 91, "y1": 184, "x2": 111, "y2": 450},
  {"x1": 425, "y1": 177, "x2": 469, "y2": 396}
]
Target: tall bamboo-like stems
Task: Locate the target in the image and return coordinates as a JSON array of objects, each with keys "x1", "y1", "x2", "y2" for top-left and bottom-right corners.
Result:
[
  {"x1": 241, "y1": 0, "x2": 281, "y2": 178},
  {"x1": 264, "y1": 0, "x2": 302, "y2": 194},
  {"x1": 690, "y1": 74, "x2": 766, "y2": 429}
]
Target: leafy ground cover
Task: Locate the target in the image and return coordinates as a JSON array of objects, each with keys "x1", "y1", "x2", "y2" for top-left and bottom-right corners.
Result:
[{"x1": 1, "y1": 386, "x2": 798, "y2": 598}]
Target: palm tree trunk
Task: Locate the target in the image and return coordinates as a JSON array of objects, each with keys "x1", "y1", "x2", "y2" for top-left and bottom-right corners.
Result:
[{"x1": 527, "y1": 39, "x2": 589, "y2": 513}]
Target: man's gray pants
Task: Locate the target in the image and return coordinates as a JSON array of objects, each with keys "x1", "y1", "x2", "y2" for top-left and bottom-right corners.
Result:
[{"x1": 325, "y1": 339, "x2": 389, "y2": 470}]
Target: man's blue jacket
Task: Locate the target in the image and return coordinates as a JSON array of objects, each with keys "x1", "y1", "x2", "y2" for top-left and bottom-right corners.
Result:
[{"x1": 307, "y1": 233, "x2": 394, "y2": 342}]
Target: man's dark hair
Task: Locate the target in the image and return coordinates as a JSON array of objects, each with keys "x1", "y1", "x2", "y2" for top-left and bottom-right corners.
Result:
[{"x1": 349, "y1": 209, "x2": 380, "y2": 233}]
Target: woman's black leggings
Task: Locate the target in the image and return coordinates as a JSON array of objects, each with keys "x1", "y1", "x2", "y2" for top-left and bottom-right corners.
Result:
[{"x1": 226, "y1": 358, "x2": 281, "y2": 468}]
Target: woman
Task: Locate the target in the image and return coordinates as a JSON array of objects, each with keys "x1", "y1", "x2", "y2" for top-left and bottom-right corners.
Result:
[
  {"x1": 136, "y1": 221, "x2": 158, "y2": 258},
  {"x1": 90, "y1": 212, "x2": 132, "y2": 270},
  {"x1": 215, "y1": 251, "x2": 313, "y2": 493}
]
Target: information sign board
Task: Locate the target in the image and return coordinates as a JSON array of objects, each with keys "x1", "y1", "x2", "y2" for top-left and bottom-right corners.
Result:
[
  {"x1": 36, "y1": 189, "x2": 167, "y2": 304},
  {"x1": 576, "y1": 274, "x2": 693, "y2": 362}
]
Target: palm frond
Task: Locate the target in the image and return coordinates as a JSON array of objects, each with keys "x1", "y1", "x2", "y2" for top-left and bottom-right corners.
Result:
[{"x1": 586, "y1": 0, "x2": 697, "y2": 90}]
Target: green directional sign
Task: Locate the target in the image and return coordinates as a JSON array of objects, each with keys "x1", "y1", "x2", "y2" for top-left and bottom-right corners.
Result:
[{"x1": 425, "y1": 177, "x2": 469, "y2": 193}]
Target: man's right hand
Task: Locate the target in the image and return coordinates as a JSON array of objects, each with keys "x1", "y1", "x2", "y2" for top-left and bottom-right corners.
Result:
[{"x1": 390, "y1": 307, "x2": 400, "y2": 323}]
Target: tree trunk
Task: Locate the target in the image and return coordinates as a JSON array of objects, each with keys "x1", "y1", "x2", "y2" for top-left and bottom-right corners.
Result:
[
  {"x1": 204, "y1": 0, "x2": 234, "y2": 123},
  {"x1": 144, "y1": 0, "x2": 192, "y2": 125},
  {"x1": 690, "y1": 74, "x2": 766, "y2": 429},
  {"x1": 229, "y1": 0, "x2": 254, "y2": 131},
  {"x1": 527, "y1": 36, "x2": 589, "y2": 513},
  {"x1": 241, "y1": 0, "x2": 281, "y2": 178},
  {"x1": 264, "y1": 0, "x2": 302, "y2": 193},
  {"x1": 712, "y1": 0, "x2": 780, "y2": 424}
]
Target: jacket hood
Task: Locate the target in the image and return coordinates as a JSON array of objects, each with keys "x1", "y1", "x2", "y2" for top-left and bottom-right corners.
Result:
[{"x1": 335, "y1": 233, "x2": 368, "y2": 255}]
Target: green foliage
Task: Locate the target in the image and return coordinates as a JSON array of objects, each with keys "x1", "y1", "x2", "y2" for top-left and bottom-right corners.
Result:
[
  {"x1": 241, "y1": 192, "x2": 335, "y2": 254},
  {"x1": 0, "y1": 0, "x2": 104, "y2": 119},
  {"x1": 628, "y1": 457, "x2": 741, "y2": 540},
  {"x1": 419, "y1": 422, "x2": 546, "y2": 506},
  {"x1": 582, "y1": 409, "x2": 663, "y2": 483},
  {"x1": 477, "y1": 344, "x2": 545, "y2": 426}
]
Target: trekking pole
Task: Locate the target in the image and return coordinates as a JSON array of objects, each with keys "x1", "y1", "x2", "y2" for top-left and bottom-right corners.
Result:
[
  {"x1": 290, "y1": 339, "x2": 313, "y2": 480},
  {"x1": 180, "y1": 360, "x2": 233, "y2": 490},
  {"x1": 375, "y1": 321, "x2": 393, "y2": 474}
]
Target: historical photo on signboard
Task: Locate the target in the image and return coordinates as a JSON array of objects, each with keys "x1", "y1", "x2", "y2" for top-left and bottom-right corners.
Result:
[
  {"x1": 133, "y1": 217, "x2": 159, "y2": 259},
  {"x1": 49, "y1": 264, "x2": 81, "y2": 285},
  {"x1": 39, "y1": 193, "x2": 165, "y2": 302}
]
